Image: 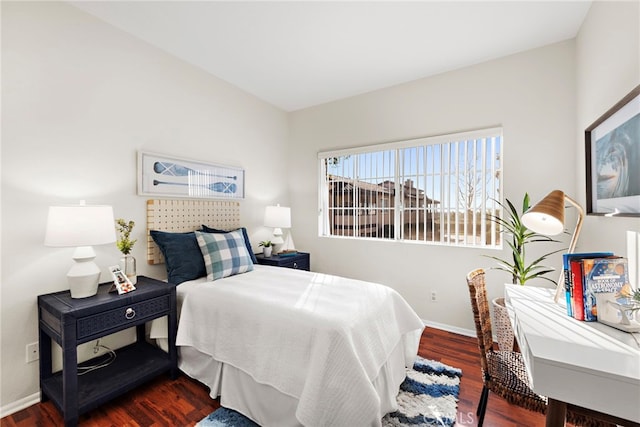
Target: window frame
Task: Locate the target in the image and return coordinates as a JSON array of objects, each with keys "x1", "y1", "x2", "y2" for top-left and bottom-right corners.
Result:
[{"x1": 318, "y1": 127, "x2": 504, "y2": 248}]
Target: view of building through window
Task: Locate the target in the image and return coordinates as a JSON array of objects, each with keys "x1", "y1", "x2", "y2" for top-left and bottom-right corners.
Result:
[{"x1": 319, "y1": 128, "x2": 503, "y2": 248}]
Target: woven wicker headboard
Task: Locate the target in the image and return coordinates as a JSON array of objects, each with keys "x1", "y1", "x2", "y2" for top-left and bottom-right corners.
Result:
[{"x1": 146, "y1": 199, "x2": 241, "y2": 265}]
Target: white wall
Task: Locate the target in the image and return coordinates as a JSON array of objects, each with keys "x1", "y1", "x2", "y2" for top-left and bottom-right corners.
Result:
[
  {"x1": 3, "y1": 0, "x2": 639, "y2": 416},
  {"x1": 289, "y1": 40, "x2": 577, "y2": 332},
  {"x1": 1, "y1": 2, "x2": 288, "y2": 411},
  {"x1": 575, "y1": 1, "x2": 640, "y2": 253}
]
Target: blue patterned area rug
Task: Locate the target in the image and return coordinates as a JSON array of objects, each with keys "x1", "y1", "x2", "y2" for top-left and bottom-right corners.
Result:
[{"x1": 197, "y1": 356, "x2": 462, "y2": 427}]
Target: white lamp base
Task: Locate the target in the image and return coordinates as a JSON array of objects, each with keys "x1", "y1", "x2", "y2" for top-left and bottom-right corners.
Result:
[
  {"x1": 271, "y1": 227, "x2": 284, "y2": 245},
  {"x1": 68, "y1": 246, "x2": 101, "y2": 298}
]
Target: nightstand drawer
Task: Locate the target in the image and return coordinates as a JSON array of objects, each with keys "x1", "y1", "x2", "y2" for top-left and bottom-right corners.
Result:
[
  {"x1": 77, "y1": 295, "x2": 170, "y2": 339},
  {"x1": 280, "y1": 258, "x2": 309, "y2": 270}
]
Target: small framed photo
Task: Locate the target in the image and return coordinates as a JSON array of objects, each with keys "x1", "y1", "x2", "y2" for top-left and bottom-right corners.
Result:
[
  {"x1": 585, "y1": 85, "x2": 640, "y2": 216},
  {"x1": 109, "y1": 265, "x2": 136, "y2": 295},
  {"x1": 138, "y1": 151, "x2": 245, "y2": 199}
]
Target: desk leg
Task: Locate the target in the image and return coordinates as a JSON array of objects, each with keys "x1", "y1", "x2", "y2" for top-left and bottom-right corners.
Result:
[{"x1": 546, "y1": 399, "x2": 567, "y2": 427}]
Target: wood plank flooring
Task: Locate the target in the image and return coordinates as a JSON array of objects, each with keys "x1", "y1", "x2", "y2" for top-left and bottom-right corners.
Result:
[
  {"x1": 419, "y1": 327, "x2": 548, "y2": 427},
  {"x1": 1, "y1": 327, "x2": 551, "y2": 426}
]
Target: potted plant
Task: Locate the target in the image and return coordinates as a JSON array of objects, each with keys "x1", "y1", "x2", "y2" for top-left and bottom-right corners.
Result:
[
  {"x1": 484, "y1": 193, "x2": 565, "y2": 349},
  {"x1": 116, "y1": 218, "x2": 138, "y2": 284},
  {"x1": 259, "y1": 240, "x2": 273, "y2": 257},
  {"x1": 486, "y1": 193, "x2": 565, "y2": 285}
]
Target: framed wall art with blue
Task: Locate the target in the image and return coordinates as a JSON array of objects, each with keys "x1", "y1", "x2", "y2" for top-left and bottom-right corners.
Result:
[{"x1": 138, "y1": 151, "x2": 245, "y2": 199}]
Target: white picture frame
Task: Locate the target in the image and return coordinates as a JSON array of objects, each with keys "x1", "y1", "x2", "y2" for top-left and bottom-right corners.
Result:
[
  {"x1": 109, "y1": 265, "x2": 136, "y2": 295},
  {"x1": 138, "y1": 151, "x2": 245, "y2": 199}
]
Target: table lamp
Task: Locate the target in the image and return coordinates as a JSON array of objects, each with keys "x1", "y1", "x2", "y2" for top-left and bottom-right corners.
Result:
[
  {"x1": 44, "y1": 202, "x2": 116, "y2": 298},
  {"x1": 264, "y1": 204, "x2": 293, "y2": 251},
  {"x1": 521, "y1": 190, "x2": 584, "y2": 302}
]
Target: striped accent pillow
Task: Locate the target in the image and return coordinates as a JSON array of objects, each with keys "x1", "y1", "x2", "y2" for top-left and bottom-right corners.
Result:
[{"x1": 195, "y1": 230, "x2": 254, "y2": 281}]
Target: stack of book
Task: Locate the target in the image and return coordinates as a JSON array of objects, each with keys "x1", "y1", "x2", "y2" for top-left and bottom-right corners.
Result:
[{"x1": 562, "y1": 252, "x2": 629, "y2": 323}]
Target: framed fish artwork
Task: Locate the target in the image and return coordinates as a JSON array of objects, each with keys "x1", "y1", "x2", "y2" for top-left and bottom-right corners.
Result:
[{"x1": 138, "y1": 151, "x2": 245, "y2": 199}]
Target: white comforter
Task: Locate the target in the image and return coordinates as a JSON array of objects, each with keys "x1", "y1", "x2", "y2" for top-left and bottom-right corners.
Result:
[{"x1": 175, "y1": 265, "x2": 424, "y2": 427}]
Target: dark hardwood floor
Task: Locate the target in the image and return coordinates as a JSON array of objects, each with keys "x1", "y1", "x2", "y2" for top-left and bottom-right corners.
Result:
[
  {"x1": 2, "y1": 327, "x2": 551, "y2": 426},
  {"x1": 419, "y1": 327, "x2": 548, "y2": 427}
]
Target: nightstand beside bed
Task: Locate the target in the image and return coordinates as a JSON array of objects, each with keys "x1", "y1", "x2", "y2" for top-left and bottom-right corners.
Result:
[
  {"x1": 38, "y1": 275, "x2": 177, "y2": 427},
  {"x1": 255, "y1": 251, "x2": 310, "y2": 271}
]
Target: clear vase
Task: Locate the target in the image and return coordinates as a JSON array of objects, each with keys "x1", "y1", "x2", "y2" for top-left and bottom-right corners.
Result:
[{"x1": 119, "y1": 254, "x2": 137, "y2": 285}]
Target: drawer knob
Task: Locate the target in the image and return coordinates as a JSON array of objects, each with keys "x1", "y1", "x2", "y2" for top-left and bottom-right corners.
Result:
[{"x1": 125, "y1": 308, "x2": 136, "y2": 320}]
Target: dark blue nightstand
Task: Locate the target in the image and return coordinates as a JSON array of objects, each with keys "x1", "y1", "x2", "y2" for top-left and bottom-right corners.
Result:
[
  {"x1": 38, "y1": 276, "x2": 177, "y2": 426},
  {"x1": 255, "y1": 251, "x2": 310, "y2": 271}
]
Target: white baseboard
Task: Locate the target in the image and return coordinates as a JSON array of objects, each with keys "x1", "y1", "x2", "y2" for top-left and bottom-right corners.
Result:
[
  {"x1": 422, "y1": 319, "x2": 476, "y2": 338},
  {"x1": 0, "y1": 392, "x2": 40, "y2": 418}
]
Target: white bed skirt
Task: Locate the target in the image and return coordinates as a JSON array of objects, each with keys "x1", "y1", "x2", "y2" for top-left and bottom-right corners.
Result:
[{"x1": 177, "y1": 329, "x2": 419, "y2": 427}]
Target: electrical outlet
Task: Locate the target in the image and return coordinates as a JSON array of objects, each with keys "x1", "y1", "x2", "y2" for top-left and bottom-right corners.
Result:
[
  {"x1": 26, "y1": 342, "x2": 39, "y2": 363},
  {"x1": 431, "y1": 291, "x2": 437, "y2": 302}
]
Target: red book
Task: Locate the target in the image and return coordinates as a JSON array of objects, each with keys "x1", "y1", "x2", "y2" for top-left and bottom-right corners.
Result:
[{"x1": 570, "y1": 259, "x2": 586, "y2": 320}]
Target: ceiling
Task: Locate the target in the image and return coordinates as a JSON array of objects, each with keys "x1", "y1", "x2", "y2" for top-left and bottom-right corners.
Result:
[{"x1": 70, "y1": 1, "x2": 592, "y2": 112}]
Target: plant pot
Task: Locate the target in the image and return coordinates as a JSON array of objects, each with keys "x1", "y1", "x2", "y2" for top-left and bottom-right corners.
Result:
[
  {"x1": 492, "y1": 297, "x2": 514, "y2": 351},
  {"x1": 263, "y1": 247, "x2": 273, "y2": 257}
]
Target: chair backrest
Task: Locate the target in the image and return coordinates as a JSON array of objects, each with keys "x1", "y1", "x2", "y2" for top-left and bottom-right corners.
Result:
[{"x1": 466, "y1": 268, "x2": 494, "y2": 378}]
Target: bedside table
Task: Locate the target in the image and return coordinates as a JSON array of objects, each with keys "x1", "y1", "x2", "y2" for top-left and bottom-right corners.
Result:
[
  {"x1": 255, "y1": 251, "x2": 310, "y2": 271},
  {"x1": 38, "y1": 276, "x2": 177, "y2": 427}
]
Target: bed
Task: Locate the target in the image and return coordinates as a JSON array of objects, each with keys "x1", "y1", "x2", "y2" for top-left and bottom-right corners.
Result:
[{"x1": 146, "y1": 199, "x2": 425, "y2": 427}]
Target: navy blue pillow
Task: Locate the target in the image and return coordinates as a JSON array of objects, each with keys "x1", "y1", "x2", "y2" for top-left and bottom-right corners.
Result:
[
  {"x1": 150, "y1": 230, "x2": 206, "y2": 285},
  {"x1": 200, "y1": 225, "x2": 258, "y2": 264}
]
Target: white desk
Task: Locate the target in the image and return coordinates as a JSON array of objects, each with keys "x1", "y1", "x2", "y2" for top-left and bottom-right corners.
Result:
[{"x1": 504, "y1": 284, "x2": 640, "y2": 426}]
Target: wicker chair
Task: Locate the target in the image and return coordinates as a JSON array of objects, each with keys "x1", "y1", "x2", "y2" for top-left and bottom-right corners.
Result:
[{"x1": 466, "y1": 268, "x2": 612, "y2": 427}]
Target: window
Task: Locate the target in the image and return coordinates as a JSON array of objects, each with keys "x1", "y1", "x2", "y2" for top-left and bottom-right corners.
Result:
[{"x1": 318, "y1": 128, "x2": 503, "y2": 248}]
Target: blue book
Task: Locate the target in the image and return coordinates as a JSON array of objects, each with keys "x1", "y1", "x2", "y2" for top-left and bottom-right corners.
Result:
[{"x1": 562, "y1": 252, "x2": 613, "y2": 317}]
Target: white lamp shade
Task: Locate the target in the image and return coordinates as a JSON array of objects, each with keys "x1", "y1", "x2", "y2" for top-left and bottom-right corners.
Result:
[
  {"x1": 45, "y1": 205, "x2": 116, "y2": 247},
  {"x1": 45, "y1": 204, "x2": 116, "y2": 298},
  {"x1": 264, "y1": 205, "x2": 291, "y2": 228},
  {"x1": 521, "y1": 211, "x2": 564, "y2": 235}
]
